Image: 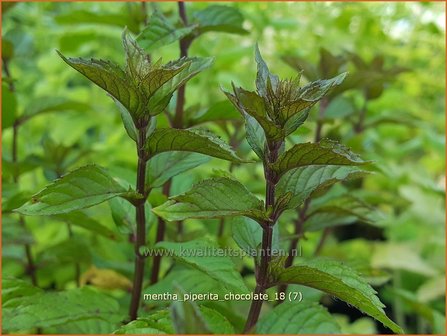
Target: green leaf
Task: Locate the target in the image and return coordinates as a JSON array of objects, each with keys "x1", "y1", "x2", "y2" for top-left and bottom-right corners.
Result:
[
  {"x1": 37, "y1": 238, "x2": 92, "y2": 264},
  {"x1": 57, "y1": 50, "x2": 143, "y2": 119},
  {"x1": 224, "y1": 85, "x2": 283, "y2": 140},
  {"x1": 152, "y1": 177, "x2": 267, "y2": 222},
  {"x1": 144, "y1": 128, "x2": 243, "y2": 163},
  {"x1": 255, "y1": 44, "x2": 279, "y2": 97},
  {"x1": 272, "y1": 139, "x2": 366, "y2": 179},
  {"x1": 53, "y1": 211, "x2": 122, "y2": 241},
  {"x1": 194, "y1": 5, "x2": 248, "y2": 35},
  {"x1": 277, "y1": 165, "x2": 368, "y2": 210},
  {"x1": 146, "y1": 151, "x2": 210, "y2": 188},
  {"x1": 3, "y1": 286, "x2": 122, "y2": 332},
  {"x1": 17, "y1": 97, "x2": 88, "y2": 125},
  {"x1": 244, "y1": 113, "x2": 266, "y2": 159},
  {"x1": 16, "y1": 165, "x2": 127, "y2": 216},
  {"x1": 273, "y1": 258, "x2": 403, "y2": 334},
  {"x1": 256, "y1": 300, "x2": 341, "y2": 334},
  {"x1": 114, "y1": 310, "x2": 174, "y2": 334},
  {"x1": 2, "y1": 277, "x2": 43, "y2": 306},
  {"x1": 2, "y1": 82, "x2": 16, "y2": 129},
  {"x1": 137, "y1": 12, "x2": 195, "y2": 52},
  {"x1": 154, "y1": 239, "x2": 249, "y2": 294}
]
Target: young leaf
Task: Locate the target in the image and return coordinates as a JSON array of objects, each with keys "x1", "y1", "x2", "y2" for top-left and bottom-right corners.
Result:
[
  {"x1": 244, "y1": 113, "x2": 266, "y2": 160},
  {"x1": 272, "y1": 139, "x2": 366, "y2": 179},
  {"x1": 194, "y1": 5, "x2": 248, "y2": 35},
  {"x1": 152, "y1": 177, "x2": 267, "y2": 222},
  {"x1": 146, "y1": 151, "x2": 210, "y2": 188},
  {"x1": 223, "y1": 85, "x2": 283, "y2": 140},
  {"x1": 276, "y1": 165, "x2": 368, "y2": 209},
  {"x1": 3, "y1": 286, "x2": 122, "y2": 332},
  {"x1": 57, "y1": 51, "x2": 143, "y2": 119},
  {"x1": 144, "y1": 128, "x2": 243, "y2": 163},
  {"x1": 154, "y1": 239, "x2": 249, "y2": 294},
  {"x1": 255, "y1": 44, "x2": 279, "y2": 97},
  {"x1": 273, "y1": 258, "x2": 403, "y2": 334},
  {"x1": 256, "y1": 301, "x2": 341, "y2": 334},
  {"x1": 16, "y1": 165, "x2": 127, "y2": 216},
  {"x1": 137, "y1": 11, "x2": 196, "y2": 52},
  {"x1": 109, "y1": 197, "x2": 153, "y2": 235}
]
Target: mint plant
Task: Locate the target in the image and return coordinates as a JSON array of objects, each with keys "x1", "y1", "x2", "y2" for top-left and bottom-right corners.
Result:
[
  {"x1": 153, "y1": 46, "x2": 403, "y2": 334},
  {"x1": 16, "y1": 30, "x2": 244, "y2": 321}
]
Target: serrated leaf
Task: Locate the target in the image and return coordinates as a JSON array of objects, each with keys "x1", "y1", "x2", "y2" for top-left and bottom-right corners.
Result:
[
  {"x1": 58, "y1": 51, "x2": 143, "y2": 119},
  {"x1": 16, "y1": 165, "x2": 126, "y2": 216},
  {"x1": 255, "y1": 44, "x2": 279, "y2": 97},
  {"x1": 277, "y1": 165, "x2": 368, "y2": 210},
  {"x1": 154, "y1": 239, "x2": 249, "y2": 294},
  {"x1": 152, "y1": 177, "x2": 267, "y2": 222},
  {"x1": 194, "y1": 5, "x2": 248, "y2": 35},
  {"x1": 224, "y1": 85, "x2": 283, "y2": 140},
  {"x1": 244, "y1": 113, "x2": 266, "y2": 159},
  {"x1": 256, "y1": 300, "x2": 341, "y2": 334},
  {"x1": 272, "y1": 139, "x2": 366, "y2": 179},
  {"x1": 144, "y1": 128, "x2": 243, "y2": 163},
  {"x1": 273, "y1": 258, "x2": 403, "y2": 334},
  {"x1": 53, "y1": 211, "x2": 121, "y2": 241},
  {"x1": 3, "y1": 287, "x2": 122, "y2": 332},
  {"x1": 137, "y1": 12, "x2": 196, "y2": 52},
  {"x1": 146, "y1": 151, "x2": 210, "y2": 188}
]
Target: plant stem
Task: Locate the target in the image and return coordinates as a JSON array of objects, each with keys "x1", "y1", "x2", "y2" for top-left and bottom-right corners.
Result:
[
  {"x1": 150, "y1": 180, "x2": 171, "y2": 285},
  {"x1": 313, "y1": 227, "x2": 331, "y2": 256},
  {"x1": 141, "y1": 1, "x2": 148, "y2": 26},
  {"x1": 354, "y1": 95, "x2": 368, "y2": 134},
  {"x1": 243, "y1": 141, "x2": 280, "y2": 333},
  {"x1": 314, "y1": 97, "x2": 329, "y2": 143},
  {"x1": 129, "y1": 127, "x2": 148, "y2": 321}
]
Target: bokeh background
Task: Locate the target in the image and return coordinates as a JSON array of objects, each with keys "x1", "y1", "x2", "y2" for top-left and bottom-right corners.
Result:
[{"x1": 2, "y1": 2, "x2": 445, "y2": 334}]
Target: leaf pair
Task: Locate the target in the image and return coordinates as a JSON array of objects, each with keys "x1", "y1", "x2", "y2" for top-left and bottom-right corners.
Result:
[{"x1": 58, "y1": 30, "x2": 213, "y2": 127}]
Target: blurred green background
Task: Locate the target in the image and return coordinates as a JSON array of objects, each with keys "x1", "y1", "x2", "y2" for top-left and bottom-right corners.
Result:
[{"x1": 2, "y1": 2, "x2": 445, "y2": 334}]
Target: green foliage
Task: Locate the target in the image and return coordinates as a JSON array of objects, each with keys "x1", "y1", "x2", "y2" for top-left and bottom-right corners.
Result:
[
  {"x1": 153, "y1": 177, "x2": 267, "y2": 222},
  {"x1": 272, "y1": 258, "x2": 404, "y2": 334},
  {"x1": 16, "y1": 165, "x2": 127, "y2": 216},
  {"x1": 144, "y1": 128, "x2": 243, "y2": 162},
  {"x1": 256, "y1": 301, "x2": 341, "y2": 334},
  {"x1": 3, "y1": 280, "x2": 121, "y2": 333},
  {"x1": 2, "y1": 2, "x2": 444, "y2": 335},
  {"x1": 154, "y1": 239, "x2": 249, "y2": 294}
]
